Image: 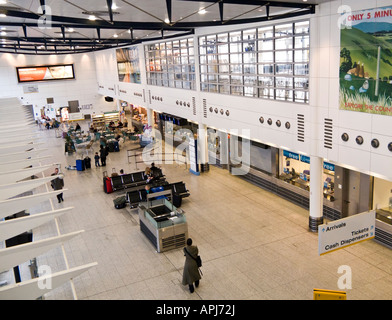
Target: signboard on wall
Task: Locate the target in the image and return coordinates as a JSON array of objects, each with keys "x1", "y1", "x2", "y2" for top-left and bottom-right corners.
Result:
[
  {"x1": 16, "y1": 64, "x2": 75, "y2": 83},
  {"x1": 318, "y1": 210, "x2": 375, "y2": 255},
  {"x1": 339, "y1": 6, "x2": 392, "y2": 116}
]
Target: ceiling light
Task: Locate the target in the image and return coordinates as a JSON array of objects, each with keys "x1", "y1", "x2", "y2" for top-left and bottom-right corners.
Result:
[
  {"x1": 111, "y1": 3, "x2": 118, "y2": 10},
  {"x1": 0, "y1": 0, "x2": 6, "y2": 4},
  {"x1": 164, "y1": 18, "x2": 170, "y2": 24},
  {"x1": 113, "y1": 34, "x2": 118, "y2": 38},
  {"x1": 67, "y1": 28, "x2": 74, "y2": 32},
  {"x1": 88, "y1": 15, "x2": 96, "y2": 21},
  {"x1": 0, "y1": 31, "x2": 5, "y2": 35},
  {"x1": 0, "y1": 13, "x2": 6, "y2": 18},
  {"x1": 198, "y1": 9, "x2": 207, "y2": 15}
]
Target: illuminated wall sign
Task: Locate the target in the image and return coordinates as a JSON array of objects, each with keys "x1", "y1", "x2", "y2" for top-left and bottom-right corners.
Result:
[
  {"x1": 16, "y1": 64, "x2": 75, "y2": 83},
  {"x1": 283, "y1": 150, "x2": 299, "y2": 160},
  {"x1": 283, "y1": 150, "x2": 335, "y2": 172}
]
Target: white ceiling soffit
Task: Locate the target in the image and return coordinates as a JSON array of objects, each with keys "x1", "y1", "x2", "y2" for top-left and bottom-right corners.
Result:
[
  {"x1": 0, "y1": 155, "x2": 51, "y2": 172},
  {"x1": 0, "y1": 163, "x2": 56, "y2": 184},
  {"x1": 0, "y1": 207, "x2": 73, "y2": 242},
  {"x1": 0, "y1": 149, "x2": 48, "y2": 163},
  {"x1": 0, "y1": 189, "x2": 67, "y2": 220},
  {"x1": 0, "y1": 230, "x2": 84, "y2": 273},
  {"x1": 0, "y1": 262, "x2": 97, "y2": 300},
  {"x1": 0, "y1": 175, "x2": 58, "y2": 201}
]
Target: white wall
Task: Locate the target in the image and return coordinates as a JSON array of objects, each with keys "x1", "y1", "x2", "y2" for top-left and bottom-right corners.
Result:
[
  {"x1": 0, "y1": 52, "x2": 116, "y2": 119},
  {"x1": 93, "y1": 0, "x2": 392, "y2": 181}
]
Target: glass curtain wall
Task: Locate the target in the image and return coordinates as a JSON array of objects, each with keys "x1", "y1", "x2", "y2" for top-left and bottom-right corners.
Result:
[
  {"x1": 145, "y1": 38, "x2": 196, "y2": 90},
  {"x1": 199, "y1": 20, "x2": 310, "y2": 103}
]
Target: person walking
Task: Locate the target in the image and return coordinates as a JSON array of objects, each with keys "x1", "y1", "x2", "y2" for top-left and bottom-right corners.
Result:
[
  {"x1": 99, "y1": 145, "x2": 107, "y2": 166},
  {"x1": 51, "y1": 167, "x2": 64, "y2": 203},
  {"x1": 182, "y1": 238, "x2": 201, "y2": 293}
]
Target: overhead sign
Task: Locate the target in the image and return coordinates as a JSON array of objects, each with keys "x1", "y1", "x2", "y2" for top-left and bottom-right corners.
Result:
[{"x1": 318, "y1": 211, "x2": 375, "y2": 255}]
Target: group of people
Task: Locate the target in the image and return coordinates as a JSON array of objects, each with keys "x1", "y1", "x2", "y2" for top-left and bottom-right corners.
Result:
[
  {"x1": 94, "y1": 145, "x2": 108, "y2": 167},
  {"x1": 49, "y1": 161, "x2": 202, "y2": 294}
]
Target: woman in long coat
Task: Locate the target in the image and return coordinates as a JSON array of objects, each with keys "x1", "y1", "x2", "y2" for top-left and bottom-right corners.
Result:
[{"x1": 182, "y1": 238, "x2": 201, "y2": 293}]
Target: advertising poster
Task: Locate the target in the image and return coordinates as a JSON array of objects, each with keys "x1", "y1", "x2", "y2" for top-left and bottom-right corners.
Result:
[
  {"x1": 17, "y1": 64, "x2": 75, "y2": 83},
  {"x1": 339, "y1": 6, "x2": 392, "y2": 116},
  {"x1": 116, "y1": 47, "x2": 141, "y2": 84}
]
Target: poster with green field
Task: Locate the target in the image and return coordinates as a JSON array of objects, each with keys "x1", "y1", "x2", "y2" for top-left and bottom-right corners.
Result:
[{"x1": 339, "y1": 6, "x2": 392, "y2": 116}]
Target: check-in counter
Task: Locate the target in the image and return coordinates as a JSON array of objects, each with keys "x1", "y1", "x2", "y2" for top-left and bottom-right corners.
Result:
[{"x1": 138, "y1": 190, "x2": 188, "y2": 253}]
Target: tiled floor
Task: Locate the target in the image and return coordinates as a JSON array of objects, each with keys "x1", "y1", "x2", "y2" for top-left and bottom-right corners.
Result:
[{"x1": 4, "y1": 122, "x2": 392, "y2": 300}]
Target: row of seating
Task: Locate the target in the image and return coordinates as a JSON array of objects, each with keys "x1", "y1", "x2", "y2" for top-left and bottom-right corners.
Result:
[
  {"x1": 126, "y1": 181, "x2": 190, "y2": 208},
  {"x1": 110, "y1": 169, "x2": 164, "y2": 191}
]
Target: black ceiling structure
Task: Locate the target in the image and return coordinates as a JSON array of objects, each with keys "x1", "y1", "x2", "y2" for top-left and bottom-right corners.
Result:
[{"x1": 0, "y1": 0, "x2": 317, "y2": 55}]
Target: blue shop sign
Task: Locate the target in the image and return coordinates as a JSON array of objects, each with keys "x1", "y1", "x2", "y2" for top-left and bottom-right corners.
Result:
[
  {"x1": 283, "y1": 150, "x2": 299, "y2": 160},
  {"x1": 300, "y1": 155, "x2": 310, "y2": 164},
  {"x1": 323, "y1": 162, "x2": 335, "y2": 172}
]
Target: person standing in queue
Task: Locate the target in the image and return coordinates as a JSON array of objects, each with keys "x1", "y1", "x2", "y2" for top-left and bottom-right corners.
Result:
[
  {"x1": 182, "y1": 238, "x2": 201, "y2": 293},
  {"x1": 51, "y1": 167, "x2": 64, "y2": 203}
]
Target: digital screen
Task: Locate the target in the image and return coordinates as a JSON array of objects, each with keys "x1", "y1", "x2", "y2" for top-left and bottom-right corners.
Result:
[{"x1": 16, "y1": 64, "x2": 75, "y2": 83}]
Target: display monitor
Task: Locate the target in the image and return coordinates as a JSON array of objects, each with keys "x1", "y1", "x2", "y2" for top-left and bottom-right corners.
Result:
[{"x1": 16, "y1": 64, "x2": 75, "y2": 83}]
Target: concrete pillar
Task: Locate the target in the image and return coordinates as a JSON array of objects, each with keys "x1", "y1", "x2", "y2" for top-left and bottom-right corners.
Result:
[
  {"x1": 309, "y1": 155, "x2": 324, "y2": 232},
  {"x1": 198, "y1": 123, "x2": 209, "y2": 172}
]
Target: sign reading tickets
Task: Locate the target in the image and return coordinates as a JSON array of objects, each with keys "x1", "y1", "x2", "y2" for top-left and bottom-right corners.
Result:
[
  {"x1": 339, "y1": 6, "x2": 392, "y2": 116},
  {"x1": 318, "y1": 211, "x2": 375, "y2": 255}
]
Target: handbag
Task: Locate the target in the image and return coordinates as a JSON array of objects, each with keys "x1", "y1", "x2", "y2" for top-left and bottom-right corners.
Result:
[{"x1": 184, "y1": 248, "x2": 202, "y2": 268}]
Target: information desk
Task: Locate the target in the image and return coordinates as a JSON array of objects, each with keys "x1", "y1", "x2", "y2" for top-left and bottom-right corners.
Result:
[{"x1": 138, "y1": 190, "x2": 188, "y2": 253}]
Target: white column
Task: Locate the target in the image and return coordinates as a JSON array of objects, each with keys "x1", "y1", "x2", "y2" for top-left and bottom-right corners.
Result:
[
  {"x1": 198, "y1": 123, "x2": 209, "y2": 171},
  {"x1": 309, "y1": 155, "x2": 324, "y2": 232},
  {"x1": 146, "y1": 107, "x2": 154, "y2": 128}
]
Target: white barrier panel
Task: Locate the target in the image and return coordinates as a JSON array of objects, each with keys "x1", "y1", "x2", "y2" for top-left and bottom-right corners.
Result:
[
  {"x1": 0, "y1": 164, "x2": 55, "y2": 184},
  {"x1": 0, "y1": 189, "x2": 67, "y2": 220},
  {"x1": 0, "y1": 156, "x2": 51, "y2": 172},
  {"x1": 0, "y1": 207, "x2": 73, "y2": 242},
  {"x1": 0, "y1": 262, "x2": 97, "y2": 300},
  {"x1": 0, "y1": 149, "x2": 48, "y2": 163},
  {"x1": 0, "y1": 175, "x2": 59, "y2": 201},
  {"x1": 0, "y1": 230, "x2": 84, "y2": 273}
]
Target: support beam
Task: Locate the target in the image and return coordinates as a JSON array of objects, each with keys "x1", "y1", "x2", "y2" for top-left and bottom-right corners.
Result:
[
  {"x1": 106, "y1": 0, "x2": 113, "y2": 23},
  {"x1": 166, "y1": 0, "x2": 172, "y2": 24}
]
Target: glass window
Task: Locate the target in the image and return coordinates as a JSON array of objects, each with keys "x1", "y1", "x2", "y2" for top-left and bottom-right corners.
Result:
[
  {"x1": 294, "y1": 49, "x2": 309, "y2": 62},
  {"x1": 275, "y1": 37, "x2": 293, "y2": 50},
  {"x1": 230, "y1": 42, "x2": 242, "y2": 53},
  {"x1": 258, "y1": 51, "x2": 274, "y2": 63},
  {"x1": 275, "y1": 64, "x2": 293, "y2": 75},
  {"x1": 294, "y1": 21, "x2": 309, "y2": 34},
  {"x1": 258, "y1": 26, "x2": 273, "y2": 39},
  {"x1": 258, "y1": 39, "x2": 273, "y2": 51},
  {"x1": 275, "y1": 51, "x2": 293, "y2": 63},
  {"x1": 275, "y1": 24, "x2": 293, "y2": 37},
  {"x1": 294, "y1": 63, "x2": 309, "y2": 75},
  {"x1": 295, "y1": 35, "x2": 309, "y2": 49},
  {"x1": 258, "y1": 64, "x2": 274, "y2": 75},
  {"x1": 198, "y1": 21, "x2": 309, "y2": 103}
]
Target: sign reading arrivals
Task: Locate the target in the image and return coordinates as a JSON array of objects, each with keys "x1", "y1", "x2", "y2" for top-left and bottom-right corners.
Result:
[{"x1": 318, "y1": 211, "x2": 375, "y2": 255}]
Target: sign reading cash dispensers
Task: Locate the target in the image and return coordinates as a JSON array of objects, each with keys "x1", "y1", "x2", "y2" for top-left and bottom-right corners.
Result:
[{"x1": 318, "y1": 211, "x2": 375, "y2": 255}]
